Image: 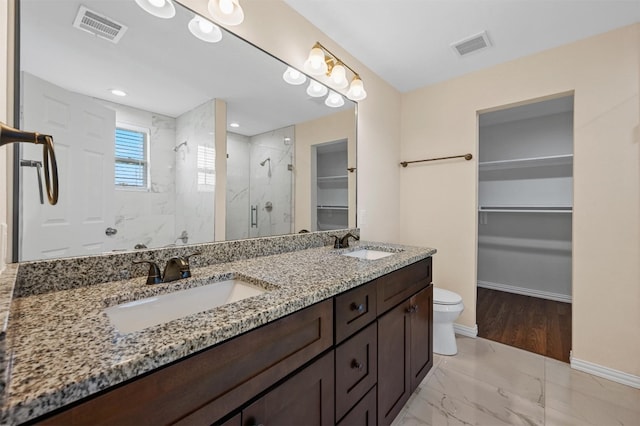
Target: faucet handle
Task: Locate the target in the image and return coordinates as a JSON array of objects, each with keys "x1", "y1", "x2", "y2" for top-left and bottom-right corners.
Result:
[
  {"x1": 132, "y1": 260, "x2": 162, "y2": 285},
  {"x1": 179, "y1": 252, "x2": 201, "y2": 278},
  {"x1": 330, "y1": 235, "x2": 340, "y2": 249}
]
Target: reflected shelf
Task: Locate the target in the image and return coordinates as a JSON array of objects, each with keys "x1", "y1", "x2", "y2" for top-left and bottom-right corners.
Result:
[
  {"x1": 479, "y1": 206, "x2": 573, "y2": 213},
  {"x1": 317, "y1": 175, "x2": 348, "y2": 182},
  {"x1": 317, "y1": 205, "x2": 348, "y2": 210},
  {"x1": 479, "y1": 154, "x2": 573, "y2": 171}
]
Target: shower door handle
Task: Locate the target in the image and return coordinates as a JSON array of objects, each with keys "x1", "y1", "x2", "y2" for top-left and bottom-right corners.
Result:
[
  {"x1": 20, "y1": 159, "x2": 44, "y2": 205},
  {"x1": 251, "y1": 205, "x2": 258, "y2": 228}
]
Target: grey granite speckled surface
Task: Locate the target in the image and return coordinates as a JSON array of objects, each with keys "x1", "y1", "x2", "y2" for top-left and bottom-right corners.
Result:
[{"x1": 1, "y1": 238, "x2": 435, "y2": 424}]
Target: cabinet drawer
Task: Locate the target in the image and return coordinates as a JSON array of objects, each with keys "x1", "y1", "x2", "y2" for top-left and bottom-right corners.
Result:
[
  {"x1": 336, "y1": 385, "x2": 377, "y2": 426},
  {"x1": 377, "y1": 257, "x2": 432, "y2": 314},
  {"x1": 39, "y1": 300, "x2": 333, "y2": 426},
  {"x1": 335, "y1": 322, "x2": 377, "y2": 422},
  {"x1": 335, "y1": 280, "x2": 377, "y2": 343}
]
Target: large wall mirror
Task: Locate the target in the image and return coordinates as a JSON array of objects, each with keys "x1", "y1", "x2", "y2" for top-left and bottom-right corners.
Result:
[{"x1": 16, "y1": 0, "x2": 357, "y2": 261}]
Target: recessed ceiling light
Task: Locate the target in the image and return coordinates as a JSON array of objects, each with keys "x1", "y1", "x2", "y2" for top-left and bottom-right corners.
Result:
[
  {"x1": 134, "y1": 0, "x2": 176, "y2": 19},
  {"x1": 110, "y1": 89, "x2": 127, "y2": 97},
  {"x1": 230, "y1": 122, "x2": 240, "y2": 128}
]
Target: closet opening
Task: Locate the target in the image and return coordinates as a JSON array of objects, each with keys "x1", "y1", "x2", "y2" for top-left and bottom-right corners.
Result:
[{"x1": 476, "y1": 94, "x2": 573, "y2": 362}]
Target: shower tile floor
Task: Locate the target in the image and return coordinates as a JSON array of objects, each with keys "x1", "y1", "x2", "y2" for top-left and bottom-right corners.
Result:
[{"x1": 391, "y1": 336, "x2": 640, "y2": 426}]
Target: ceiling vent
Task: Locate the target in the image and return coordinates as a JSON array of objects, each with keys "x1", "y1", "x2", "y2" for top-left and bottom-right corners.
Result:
[
  {"x1": 73, "y1": 5, "x2": 128, "y2": 44},
  {"x1": 451, "y1": 31, "x2": 491, "y2": 57}
]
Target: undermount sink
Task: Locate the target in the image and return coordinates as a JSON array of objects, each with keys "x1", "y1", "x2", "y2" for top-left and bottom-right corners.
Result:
[
  {"x1": 342, "y1": 248, "x2": 396, "y2": 260},
  {"x1": 105, "y1": 278, "x2": 268, "y2": 333}
]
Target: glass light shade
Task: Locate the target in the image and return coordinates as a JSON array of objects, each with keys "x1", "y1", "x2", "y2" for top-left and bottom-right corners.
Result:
[
  {"x1": 306, "y1": 80, "x2": 328, "y2": 98},
  {"x1": 208, "y1": 0, "x2": 244, "y2": 26},
  {"x1": 135, "y1": 0, "x2": 176, "y2": 18},
  {"x1": 282, "y1": 67, "x2": 307, "y2": 85},
  {"x1": 303, "y1": 47, "x2": 328, "y2": 76},
  {"x1": 330, "y1": 63, "x2": 349, "y2": 89},
  {"x1": 325, "y1": 90, "x2": 345, "y2": 108},
  {"x1": 347, "y1": 77, "x2": 367, "y2": 101},
  {"x1": 188, "y1": 16, "x2": 223, "y2": 43}
]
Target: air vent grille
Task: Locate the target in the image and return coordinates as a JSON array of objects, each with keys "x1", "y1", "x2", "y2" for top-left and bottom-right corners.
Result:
[
  {"x1": 452, "y1": 31, "x2": 491, "y2": 57},
  {"x1": 73, "y1": 6, "x2": 128, "y2": 43}
]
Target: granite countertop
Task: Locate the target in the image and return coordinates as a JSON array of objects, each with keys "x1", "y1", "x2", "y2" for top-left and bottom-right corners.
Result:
[{"x1": 0, "y1": 241, "x2": 435, "y2": 424}]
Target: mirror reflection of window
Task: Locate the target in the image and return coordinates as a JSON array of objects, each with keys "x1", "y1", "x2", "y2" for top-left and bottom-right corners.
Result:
[
  {"x1": 115, "y1": 125, "x2": 149, "y2": 190},
  {"x1": 197, "y1": 145, "x2": 216, "y2": 192}
]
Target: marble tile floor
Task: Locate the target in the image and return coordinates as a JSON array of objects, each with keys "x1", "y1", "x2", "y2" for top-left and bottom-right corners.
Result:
[{"x1": 392, "y1": 336, "x2": 640, "y2": 426}]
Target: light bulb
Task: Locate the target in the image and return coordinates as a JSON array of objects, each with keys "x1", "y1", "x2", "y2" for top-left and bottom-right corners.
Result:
[
  {"x1": 208, "y1": 0, "x2": 244, "y2": 26},
  {"x1": 283, "y1": 67, "x2": 307, "y2": 85},
  {"x1": 198, "y1": 19, "x2": 214, "y2": 33},
  {"x1": 303, "y1": 47, "x2": 328, "y2": 76},
  {"x1": 135, "y1": 0, "x2": 175, "y2": 18},
  {"x1": 325, "y1": 90, "x2": 345, "y2": 108},
  {"x1": 331, "y1": 63, "x2": 348, "y2": 89},
  {"x1": 148, "y1": 0, "x2": 166, "y2": 7},
  {"x1": 306, "y1": 80, "x2": 328, "y2": 98},
  {"x1": 219, "y1": 0, "x2": 234, "y2": 14},
  {"x1": 347, "y1": 77, "x2": 367, "y2": 101}
]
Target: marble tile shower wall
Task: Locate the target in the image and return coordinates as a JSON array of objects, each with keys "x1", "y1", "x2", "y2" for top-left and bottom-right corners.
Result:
[
  {"x1": 249, "y1": 126, "x2": 295, "y2": 238},
  {"x1": 227, "y1": 132, "x2": 251, "y2": 240},
  {"x1": 13, "y1": 229, "x2": 359, "y2": 298},
  {"x1": 103, "y1": 101, "x2": 178, "y2": 250},
  {"x1": 175, "y1": 100, "x2": 216, "y2": 245}
]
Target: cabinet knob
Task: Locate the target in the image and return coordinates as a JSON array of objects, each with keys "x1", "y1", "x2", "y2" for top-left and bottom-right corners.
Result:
[
  {"x1": 350, "y1": 302, "x2": 365, "y2": 313},
  {"x1": 351, "y1": 359, "x2": 364, "y2": 371},
  {"x1": 405, "y1": 305, "x2": 418, "y2": 314}
]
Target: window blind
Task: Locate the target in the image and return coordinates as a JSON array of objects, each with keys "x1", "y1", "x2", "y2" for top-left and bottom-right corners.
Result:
[{"x1": 115, "y1": 127, "x2": 147, "y2": 188}]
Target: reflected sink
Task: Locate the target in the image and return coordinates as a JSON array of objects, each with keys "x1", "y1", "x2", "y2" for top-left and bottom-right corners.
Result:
[
  {"x1": 105, "y1": 279, "x2": 267, "y2": 333},
  {"x1": 342, "y1": 249, "x2": 396, "y2": 260}
]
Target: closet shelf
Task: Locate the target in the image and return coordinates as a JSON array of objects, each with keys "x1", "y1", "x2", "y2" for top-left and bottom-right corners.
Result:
[
  {"x1": 479, "y1": 206, "x2": 572, "y2": 213},
  {"x1": 317, "y1": 175, "x2": 348, "y2": 182},
  {"x1": 479, "y1": 154, "x2": 573, "y2": 171},
  {"x1": 317, "y1": 206, "x2": 348, "y2": 211}
]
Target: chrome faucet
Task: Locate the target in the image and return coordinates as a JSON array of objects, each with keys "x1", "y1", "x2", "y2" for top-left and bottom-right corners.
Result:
[
  {"x1": 133, "y1": 252, "x2": 201, "y2": 284},
  {"x1": 331, "y1": 233, "x2": 360, "y2": 249}
]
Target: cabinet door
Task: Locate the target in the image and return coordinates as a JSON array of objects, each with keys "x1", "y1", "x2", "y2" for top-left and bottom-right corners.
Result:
[
  {"x1": 242, "y1": 351, "x2": 335, "y2": 426},
  {"x1": 377, "y1": 300, "x2": 411, "y2": 426},
  {"x1": 336, "y1": 385, "x2": 377, "y2": 426},
  {"x1": 409, "y1": 285, "x2": 433, "y2": 390}
]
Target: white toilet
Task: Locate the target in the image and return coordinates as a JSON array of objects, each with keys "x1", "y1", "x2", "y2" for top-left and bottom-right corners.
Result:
[{"x1": 433, "y1": 287, "x2": 464, "y2": 355}]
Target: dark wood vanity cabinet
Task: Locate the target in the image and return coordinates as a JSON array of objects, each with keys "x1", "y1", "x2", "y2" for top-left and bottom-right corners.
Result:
[
  {"x1": 35, "y1": 257, "x2": 433, "y2": 426},
  {"x1": 377, "y1": 286, "x2": 433, "y2": 426}
]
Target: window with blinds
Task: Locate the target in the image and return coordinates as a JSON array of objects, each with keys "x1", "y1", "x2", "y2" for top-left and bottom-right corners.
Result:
[
  {"x1": 197, "y1": 145, "x2": 215, "y2": 191},
  {"x1": 115, "y1": 127, "x2": 148, "y2": 188}
]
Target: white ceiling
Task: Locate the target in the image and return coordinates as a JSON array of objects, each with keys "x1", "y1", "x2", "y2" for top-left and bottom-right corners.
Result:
[
  {"x1": 284, "y1": 0, "x2": 640, "y2": 93},
  {"x1": 20, "y1": 0, "x2": 353, "y2": 137}
]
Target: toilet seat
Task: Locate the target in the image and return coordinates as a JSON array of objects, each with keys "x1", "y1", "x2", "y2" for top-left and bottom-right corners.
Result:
[{"x1": 434, "y1": 288, "x2": 462, "y2": 305}]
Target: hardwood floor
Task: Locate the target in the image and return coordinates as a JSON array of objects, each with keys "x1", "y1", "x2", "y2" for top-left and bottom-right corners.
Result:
[{"x1": 476, "y1": 288, "x2": 572, "y2": 362}]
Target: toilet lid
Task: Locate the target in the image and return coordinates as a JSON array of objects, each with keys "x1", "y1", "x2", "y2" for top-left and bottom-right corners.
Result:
[{"x1": 433, "y1": 288, "x2": 462, "y2": 305}]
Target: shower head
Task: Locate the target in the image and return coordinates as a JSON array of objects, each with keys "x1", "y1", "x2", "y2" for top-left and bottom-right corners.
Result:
[
  {"x1": 173, "y1": 141, "x2": 187, "y2": 152},
  {"x1": 260, "y1": 157, "x2": 271, "y2": 166}
]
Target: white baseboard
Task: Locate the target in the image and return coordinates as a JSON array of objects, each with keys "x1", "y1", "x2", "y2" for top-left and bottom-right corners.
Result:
[
  {"x1": 477, "y1": 280, "x2": 572, "y2": 303},
  {"x1": 570, "y1": 355, "x2": 640, "y2": 389},
  {"x1": 454, "y1": 323, "x2": 478, "y2": 338}
]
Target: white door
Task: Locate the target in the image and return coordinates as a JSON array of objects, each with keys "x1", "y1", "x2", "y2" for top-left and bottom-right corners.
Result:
[{"x1": 20, "y1": 72, "x2": 115, "y2": 261}]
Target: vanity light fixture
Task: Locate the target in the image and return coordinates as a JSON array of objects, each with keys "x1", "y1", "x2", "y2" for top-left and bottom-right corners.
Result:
[
  {"x1": 188, "y1": 15, "x2": 222, "y2": 43},
  {"x1": 325, "y1": 90, "x2": 345, "y2": 108},
  {"x1": 208, "y1": 0, "x2": 244, "y2": 26},
  {"x1": 306, "y1": 80, "x2": 328, "y2": 98},
  {"x1": 303, "y1": 42, "x2": 367, "y2": 101},
  {"x1": 230, "y1": 122, "x2": 240, "y2": 128},
  {"x1": 134, "y1": 0, "x2": 176, "y2": 19},
  {"x1": 282, "y1": 67, "x2": 306, "y2": 85}
]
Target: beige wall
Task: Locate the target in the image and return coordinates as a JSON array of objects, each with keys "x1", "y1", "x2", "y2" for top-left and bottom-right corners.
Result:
[
  {"x1": 294, "y1": 109, "x2": 357, "y2": 232},
  {"x1": 400, "y1": 24, "x2": 640, "y2": 376},
  {"x1": 0, "y1": 0, "x2": 10, "y2": 270},
  {"x1": 178, "y1": 0, "x2": 402, "y2": 243}
]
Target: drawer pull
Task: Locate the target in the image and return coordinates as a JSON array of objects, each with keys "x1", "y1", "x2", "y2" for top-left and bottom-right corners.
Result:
[
  {"x1": 350, "y1": 302, "x2": 365, "y2": 313},
  {"x1": 351, "y1": 359, "x2": 364, "y2": 371},
  {"x1": 405, "y1": 304, "x2": 419, "y2": 314}
]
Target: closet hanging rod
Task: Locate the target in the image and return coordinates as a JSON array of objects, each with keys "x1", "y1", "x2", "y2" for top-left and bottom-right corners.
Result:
[{"x1": 400, "y1": 153, "x2": 473, "y2": 167}]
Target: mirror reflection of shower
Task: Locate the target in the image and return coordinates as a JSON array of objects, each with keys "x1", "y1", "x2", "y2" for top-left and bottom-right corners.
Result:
[
  {"x1": 226, "y1": 126, "x2": 294, "y2": 240},
  {"x1": 260, "y1": 157, "x2": 272, "y2": 177}
]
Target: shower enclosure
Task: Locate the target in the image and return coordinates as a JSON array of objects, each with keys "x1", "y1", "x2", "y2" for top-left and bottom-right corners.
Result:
[{"x1": 226, "y1": 126, "x2": 294, "y2": 240}]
